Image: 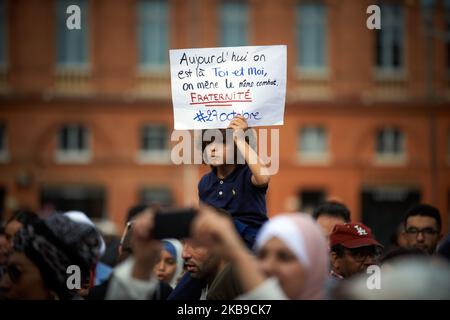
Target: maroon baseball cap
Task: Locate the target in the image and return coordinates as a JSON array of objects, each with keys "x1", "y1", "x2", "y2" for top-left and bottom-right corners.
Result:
[{"x1": 329, "y1": 223, "x2": 383, "y2": 249}]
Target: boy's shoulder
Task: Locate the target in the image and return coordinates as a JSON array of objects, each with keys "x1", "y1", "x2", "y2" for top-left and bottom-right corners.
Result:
[{"x1": 198, "y1": 169, "x2": 215, "y2": 187}]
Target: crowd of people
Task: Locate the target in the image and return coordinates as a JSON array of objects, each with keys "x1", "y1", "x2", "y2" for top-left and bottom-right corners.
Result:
[{"x1": 0, "y1": 116, "x2": 449, "y2": 300}]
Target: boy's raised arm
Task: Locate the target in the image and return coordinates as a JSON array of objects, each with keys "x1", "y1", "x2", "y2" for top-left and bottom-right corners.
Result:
[{"x1": 228, "y1": 115, "x2": 271, "y2": 187}]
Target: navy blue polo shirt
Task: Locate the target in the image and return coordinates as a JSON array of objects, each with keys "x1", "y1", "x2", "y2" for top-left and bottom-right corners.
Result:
[{"x1": 198, "y1": 164, "x2": 268, "y2": 228}]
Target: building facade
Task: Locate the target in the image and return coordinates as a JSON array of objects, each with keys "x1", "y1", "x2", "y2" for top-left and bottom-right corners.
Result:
[{"x1": 1, "y1": 0, "x2": 449, "y2": 245}]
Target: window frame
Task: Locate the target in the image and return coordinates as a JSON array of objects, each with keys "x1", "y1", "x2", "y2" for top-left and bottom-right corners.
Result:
[
  {"x1": 56, "y1": 0, "x2": 90, "y2": 71},
  {"x1": 296, "y1": 1, "x2": 328, "y2": 76},
  {"x1": 374, "y1": 127, "x2": 406, "y2": 165},
  {"x1": 374, "y1": 2, "x2": 406, "y2": 77},
  {"x1": 219, "y1": 0, "x2": 249, "y2": 47},
  {"x1": 138, "y1": 124, "x2": 170, "y2": 164},
  {"x1": 298, "y1": 125, "x2": 329, "y2": 164},
  {"x1": 137, "y1": 0, "x2": 170, "y2": 72},
  {"x1": 55, "y1": 124, "x2": 91, "y2": 164}
]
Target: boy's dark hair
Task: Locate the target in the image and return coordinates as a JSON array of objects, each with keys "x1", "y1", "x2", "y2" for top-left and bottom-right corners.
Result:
[
  {"x1": 312, "y1": 201, "x2": 351, "y2": 223},
  {"x1": 201, "y1": 129, "x2": 230, "y2": 153},
  {"x1": 0, "y1": 226, "x2": 5, "y2": 235},
  {"x1": 200, "y1": 128, "x2": 254, "y2": 165},
  {"x1": 403, "y1": 204, "x2": 441, "y2": 232},
  {"x1": 6, "y1": 210, "x2": 39, "y2": 226}
]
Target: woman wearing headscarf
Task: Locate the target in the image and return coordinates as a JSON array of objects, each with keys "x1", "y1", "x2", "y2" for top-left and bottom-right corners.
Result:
[
  {"x1": 154, "y1": 239, "x2": 184, "y2": 289},
  {"x1": 63, "y1": 211, "x2": 112, "y2": 288},
  {"x1": 192, "y1": 207, "x2": 329, "y2": 300},
  {"x1": 0, "y1": 214, "x2": 100, "y2": 300}
]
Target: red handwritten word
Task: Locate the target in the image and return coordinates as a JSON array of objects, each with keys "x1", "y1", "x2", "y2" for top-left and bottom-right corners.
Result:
[{"x1": 190, "y1": 90, "x2": 252, "y2": 105}]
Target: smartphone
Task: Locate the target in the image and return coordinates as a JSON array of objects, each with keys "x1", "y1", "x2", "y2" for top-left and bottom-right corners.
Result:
[
  {"x1": 120, "y1": 221, "x2": 134, "y2": 254},
  {"x1": 152, "y1": 207, "x2": 197, "y2": 239}
]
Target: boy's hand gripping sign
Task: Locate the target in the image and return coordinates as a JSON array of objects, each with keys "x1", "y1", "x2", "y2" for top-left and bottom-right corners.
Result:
[{"x1": 169, "y1": 45, "x2": 287, "y2": 130}]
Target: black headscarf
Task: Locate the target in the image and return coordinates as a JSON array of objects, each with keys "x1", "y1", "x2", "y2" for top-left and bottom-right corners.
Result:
[{"x1": 13, "y1": 214, "x2": 100, "y2": 299}]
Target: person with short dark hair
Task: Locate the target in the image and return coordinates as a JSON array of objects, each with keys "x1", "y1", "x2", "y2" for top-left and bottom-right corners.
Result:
[
  {"x1": 312, "y1": 201, "x2": 351, "y2": 239},
  {"x1": 403, "y1": 204, "x2": 443, "y2": 255}
]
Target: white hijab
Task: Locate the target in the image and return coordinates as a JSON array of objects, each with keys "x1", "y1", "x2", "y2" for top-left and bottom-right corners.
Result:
[{"x1": 255, "y1": 213, "x2": 329, "y2": 299}]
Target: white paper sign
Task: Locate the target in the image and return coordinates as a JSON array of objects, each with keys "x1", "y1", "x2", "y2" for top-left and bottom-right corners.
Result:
[{"x1": 170, "y1": 45, "x2": 287, "y2": 130}]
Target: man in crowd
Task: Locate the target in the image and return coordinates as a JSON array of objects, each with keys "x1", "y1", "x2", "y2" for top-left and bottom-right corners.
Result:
[
  {"x1": 106, "y1": 208, "x2": 242, "y2": 300},
  {"x1": 313, "y1": 201, "x2": 351, "y2": 240},
  {"x1": 169, "y1": 234, "x2": 242, "y2": 300},
  {"x1": 329, "y1": 222, "x2": 383, "y2": 279},
  {"x1": 403, "y1": 204, "x2": 443, "y2": 255}
]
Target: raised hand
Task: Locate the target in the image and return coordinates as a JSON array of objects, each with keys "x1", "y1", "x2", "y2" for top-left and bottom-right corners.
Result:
[{"x1": 228, "y1": 115, "x2": 248, "y2": 142}]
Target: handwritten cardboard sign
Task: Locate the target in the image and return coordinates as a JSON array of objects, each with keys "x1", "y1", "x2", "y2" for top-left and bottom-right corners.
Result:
[{"x1": 170, "y1": 45, "x2": 287, "y2": 130}]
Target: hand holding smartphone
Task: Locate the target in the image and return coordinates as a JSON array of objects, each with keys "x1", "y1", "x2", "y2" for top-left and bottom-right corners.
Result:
[{"x1": 151, "y1": 207, "x2": 197, "y2": 239}]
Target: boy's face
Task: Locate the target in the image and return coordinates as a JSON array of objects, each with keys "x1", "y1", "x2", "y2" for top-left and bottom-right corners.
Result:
[{"x1": 205, "y1": 141, "x2": 234, "y2": 166}]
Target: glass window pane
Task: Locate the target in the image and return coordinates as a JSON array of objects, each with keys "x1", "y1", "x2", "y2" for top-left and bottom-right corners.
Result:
[
  {"x1": 56, "y1": 0, "x2": 88, "y2": 66},
  {"x1": 0, "y1": 0, "x2": 6, "y2": 66},
  {"x1": 77, "y1": 125, "x2": 86, "y2": 150},
  {"x1": 300, "y1": 127, "x2": 326, "y2": 153},
  {"x1": 59, "y1": 126, "x2": 69, "y2": 150},
  {"x1": 59, "y1": 124, "x2": 88, "y2": 151},
  {"x1": 141, "y1": 125, "x2": 167, "y2": 151},
  {"x1": 220, "y1": 1, "x2": 248, "y2": 47},
  {"x1": 297, "y1": 3, "x2": 326, "y2": 69},
  {"x1": 376, "y1": 4, "x2": 404, "y2": 71},
  {"x1": 138, "y1": 0, "x2": 168, "y2": 67},
  {"x1": 377, "y1": 128, "x2": 404, "y2": 155}
]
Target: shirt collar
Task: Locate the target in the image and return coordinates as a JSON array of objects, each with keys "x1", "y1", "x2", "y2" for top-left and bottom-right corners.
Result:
[{"x1": 211, "y1": 165, "x2": 245, "y2": 182}]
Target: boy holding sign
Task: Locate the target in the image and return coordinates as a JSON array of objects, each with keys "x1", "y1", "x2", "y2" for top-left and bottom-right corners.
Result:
[{"x1": 198, "y1": 115, "x2": 270, "y2": 249}]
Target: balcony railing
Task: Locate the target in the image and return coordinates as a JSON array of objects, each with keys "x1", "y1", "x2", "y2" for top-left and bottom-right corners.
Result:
[
  {"x1": 54, "y1": 67, "x2": 92, "y2": 95},
  {"x1": 134, "y1": 66, "x2": 171, "y2": 99}
]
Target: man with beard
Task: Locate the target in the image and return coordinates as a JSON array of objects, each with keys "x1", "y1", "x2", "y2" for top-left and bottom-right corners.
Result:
[
  {"x1": 167, "y1": 230, "x2": 243, "y2": 300},
  {"x1": 403, "y1": 204, "x2": 443, "y2": 255}
]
